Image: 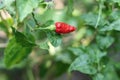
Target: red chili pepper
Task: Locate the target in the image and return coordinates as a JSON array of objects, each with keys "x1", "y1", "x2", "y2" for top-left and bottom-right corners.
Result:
[{"x1": 55, "y1": 22, "x2": 76, "y2": 34}]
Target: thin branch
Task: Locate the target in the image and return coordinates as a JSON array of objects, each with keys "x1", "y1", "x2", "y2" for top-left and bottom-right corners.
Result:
[
  {"x1": 27, "y1": 23, "x2": 34, "y2": 31},
  {"x1": 95, "y1": 0, "x2": 103, "y2": 28},
  {"x1": 32, "y1": 12, "x2": 40, "y2": 26},
  {"x1": 14, "y1": 0, "x2": 19, "y2": 23}
]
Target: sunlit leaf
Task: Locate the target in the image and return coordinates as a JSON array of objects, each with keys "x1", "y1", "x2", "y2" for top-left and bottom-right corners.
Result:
[
  {"x1": 0, "y1": 0, "x2": 14, "y2": 9},
  {"x1": 16, "y1": 0, "x2": 39, "y2": 22}
]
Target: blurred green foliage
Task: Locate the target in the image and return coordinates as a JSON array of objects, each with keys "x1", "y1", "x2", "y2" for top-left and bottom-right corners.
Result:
[{"x1": 0, "y1": 0, "x2": 120, "y2": 80}]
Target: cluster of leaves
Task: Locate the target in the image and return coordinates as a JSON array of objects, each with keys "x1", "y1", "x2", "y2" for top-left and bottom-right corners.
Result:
[
  {"x1": 0, "y1": 0, "x2": 63, "y2": 68},
  {"x1": 68, "y1": 0, "x2": 120, "y2": 80},
  {"x1": 0, "y1": 0, "x2": 120, "y2": 80}
]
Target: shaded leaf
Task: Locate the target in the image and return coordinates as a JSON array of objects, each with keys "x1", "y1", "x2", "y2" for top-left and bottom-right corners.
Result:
[
  {"x1": 0, "y1": 21, "x2": 9, "y2": 35},
  {"x1": 81, "y1": 13, "x2": 106, "y2": 27},
  {"x1": 68, "y1": 46, "x2": 85, "y2": 56},
  {"x1": 86, "y1": 45, "x2": 107, "y2": 63},
  {"x1": 40, "y1": 20, "x2": 54, "y2": 28},
  {"x1": 96, "y1": 35, "x2": 114, "y2": 49},
  {"x1": 69, "y1": 45, "x2": 107, "y2": 74},
  {"x1": 110, "y1": 0, "x2": 120, "y2": 3},
  {"x1": 53, "y1": 62, "x2": 69, "y2": 77},
  {"x1": 100, "y1": 19, "x2": 120, "y2": 31},
  {"x1": 110, "y1": 10, "x2": 120, "y2": 20},
  {"x1": 55, "y1": 52, "x2": 73, "y2": 64},
  {"x1": 93, "y1": 65, "x2": 120, "y2": 80},
  {"x1": 12, "y1": 27, "x2": 36, "y2": 47},
  {"x1": 39, "y1": 2, "x2": 47, "y2": 8},
  {"x1": 67, "y1": 0, "x2": 74, "y2": 16},
  {"x1": 93, "y1": 73, "x2": 104, "y2": 80},
  {"x1": 46, "y1": 31, "x2": 62, "y2": 47},
  {"x1": 24, "y1": 22, "x2": 36, "y2": 43},
  {"x1": 4, "y1": 37, "x2": 32, "y2": 67},
  {"x1": 39, "y1": 40, "x2": 49, "y2": 50},
  {"x1": 69, "y1": 54, "x2": 97, "y2": 74}
]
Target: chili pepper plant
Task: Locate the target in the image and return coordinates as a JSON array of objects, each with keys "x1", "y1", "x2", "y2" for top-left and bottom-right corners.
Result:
[{"x1": 0, "y1": 0, "x2": 120, "y2": 80}]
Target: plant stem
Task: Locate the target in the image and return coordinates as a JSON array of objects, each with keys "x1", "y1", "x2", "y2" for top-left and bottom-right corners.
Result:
[
  {"x1": 33, "y1": 25, "x2": 55, "y2": 31},
  {"x1": 32, "y1": 12, "x2": 40, "y2": 26},
  {"x1": 95, "y1": 0, "x2": 103, "y2": 28},
  {"x1": 14, "y1": 0, "x2": 19, "y2": 24},
  {"x1": 27, "y1": 67, "x2": 35, "y2": 80}
]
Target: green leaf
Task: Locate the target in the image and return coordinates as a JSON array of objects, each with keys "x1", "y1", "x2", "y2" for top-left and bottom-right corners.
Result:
[
  {"x1": 103, "y1": 66, "x2": 120, "y2": 80},
  {"x1": 16, "y1": 0, "x2": 39, "y2": 22},
  {"x1": 110, "y1": 10, "x2": 120, "y2": 20},
  {"x1": 110, "y1": 0, "x2": 120, "y2": 3},
  {"x1": 4, "y1": 37, "x2": 32, "y2": 67},
  {"x1": 0, "y1": 0, "x2": 4, "y2": 9},
  {"x1": 69, "y1": 45, "x2": 107, "y2": 74},
  {"x1": 69, "y1": 54, "x2": 97, "y2": 74},
  {"x1": 12, "y1": 27, "x2": 36, "y2": 47},
  {"x1": 93, "y1": 65, "x2": 120, "y2": 80},
  {"x1": 86, "y1": 45, "x2": 107, "y2": 63},
  {"x1": 81, "y1": 13, "x2": 106, "y2": 27},
  {"x1": 46, "y1": 31, "x2": 62, "y2": 47},
  {"x1": 68, "y1": 46, "x2": 85, "y2": 56},
  {"x1": 39, "y1": 62, "x2": 49, "y2": 78},
  {"x1": 39, "y1": 2, "x2": 47, "y2": 8},
  {"x1": 93, "y1": 73, "x2": 104, "y2": 80},
  {"x1": 34, "y1": 10, "x2": 55, "y2": 23},
  {"x1": 39, "y1": 40, "x2": 49, "y2": 50},
  {"x1": 55, "y1": 52, "x2": 73, "y2": 64},
  {"x1": 96, "y1": 35, "x2": 114, "y2": 49},
  {"x1": 100, "y1": 19, "x2": 120, "y2": 31},
  {"x1": 115, "y1": 62, "x2": 120, "y2": 69},
  {"x1": 67, "y1": 0, "x2": 74, "y2": 16},
  {"x1": 0, "y1": 0, "x2": 14, "y2": 9},
  {"x1": 24, "y1": 23, "x2": 36, "y2": 43},
  {"x1": 39, "y1": 0, "x2": 44, "y2": 3},
  {"x1": 53, "y1": 62, "x2": 69, "y2": 77},
  {"x1": 41, "y1": 20, "x2": 54, "y2": 28},
  {"x1": 0, "y1": 22, "x2": 9, "y2": 34}
]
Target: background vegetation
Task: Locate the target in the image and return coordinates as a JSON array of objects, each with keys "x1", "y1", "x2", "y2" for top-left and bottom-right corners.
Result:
[{"x1": 0, "y1": 0, "x2": 120, "y2": 80}]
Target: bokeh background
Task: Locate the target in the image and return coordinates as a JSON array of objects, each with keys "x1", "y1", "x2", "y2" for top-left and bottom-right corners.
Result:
[{"x1": 0, "y1": 0, "x2": 120, "y2": 80}]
